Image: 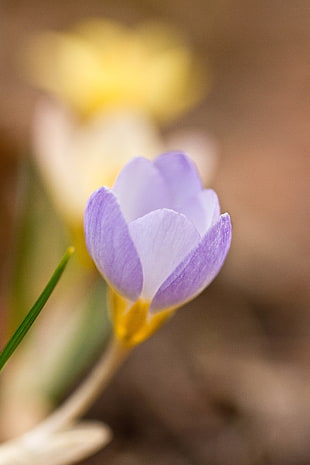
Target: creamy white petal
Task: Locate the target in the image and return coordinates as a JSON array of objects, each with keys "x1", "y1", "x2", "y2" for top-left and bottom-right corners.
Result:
[{"x1": 128, "y1": 209, "x2": 200, "y2": 299}]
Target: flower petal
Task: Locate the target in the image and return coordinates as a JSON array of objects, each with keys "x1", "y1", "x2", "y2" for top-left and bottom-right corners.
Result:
[
  {"x1": 128, "y1": 209, "x2": 201, "y2": 300},
  {"x1": 150, "y1": 213, "x2": 232, "y2": 312},
  {"x1": 113, "y1": 157, "x2": 171, "y2": 222},
  {"x1": 154, "y1": 151, "x2": 202, "y2": 206},
  {"x1": 84, "y1": 187, "x2": 143, "y2": 300},
  {"x1": 178, "y1": 189, "x2": 220, "y2": 236}
]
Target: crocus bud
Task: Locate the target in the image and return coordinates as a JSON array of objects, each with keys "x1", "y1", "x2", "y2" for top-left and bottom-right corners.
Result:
[{"x1": 84, "y1": 152, "x2": 232, "y2": 345}]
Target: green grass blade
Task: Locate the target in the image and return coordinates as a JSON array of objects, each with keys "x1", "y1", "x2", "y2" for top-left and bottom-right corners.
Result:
[{"x1": 0, "y1": 246, "x2": 75, "y2": 372}]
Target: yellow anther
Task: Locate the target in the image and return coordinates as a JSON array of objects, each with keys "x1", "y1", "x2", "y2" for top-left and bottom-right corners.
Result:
[{"x1": 109, "y1": 288, "x2": 174, "y2": 347}]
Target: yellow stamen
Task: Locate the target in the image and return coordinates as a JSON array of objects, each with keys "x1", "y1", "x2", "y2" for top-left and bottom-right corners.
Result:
[{"x1": 109, "y1": 288, "x2": 174, "y2": 347}]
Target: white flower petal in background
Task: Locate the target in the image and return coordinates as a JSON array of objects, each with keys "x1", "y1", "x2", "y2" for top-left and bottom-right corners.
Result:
[
  {"x1": 0, "y1": 421, "x2": 111, "y2": 465},
  {"x1": 33, "y1": 98, "x2": 219, "y2": 230},
  {"x1": 33, "y1": 98, "x2": 164, "y2": 225}
]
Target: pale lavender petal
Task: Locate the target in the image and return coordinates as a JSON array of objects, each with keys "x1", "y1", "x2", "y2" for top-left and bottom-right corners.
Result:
[
  {"x1": 113, "y1": 157, "x2": 172, "y2": 222},
  {"x1": 178, "y1": 189, "x2": 220, "y2": 236},
  {"x1": 84, "y1": 187, "x2": 143, "y2": 300},
  {"x1": 154, "y1": 151, "x2": 202, "y2": 206},
  {"x1": 151, "y1": 213, "x2": 232, "y2": 312},
  {"x1": 128, "y1": 209, "x2": 201, "y2": 300}
]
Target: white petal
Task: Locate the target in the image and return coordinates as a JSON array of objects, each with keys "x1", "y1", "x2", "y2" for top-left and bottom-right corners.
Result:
[
  {"x1": 0, "y1": 422, "x2": 111, "y2": 465},
  {"x1": 128, "y1": 209, "x2": 200, "y2": 299}
]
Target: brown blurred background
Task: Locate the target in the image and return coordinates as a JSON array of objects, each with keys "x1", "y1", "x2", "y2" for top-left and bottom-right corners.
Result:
[{"x1": 1, "y1": 1, "x2": 310, "y2": 464}]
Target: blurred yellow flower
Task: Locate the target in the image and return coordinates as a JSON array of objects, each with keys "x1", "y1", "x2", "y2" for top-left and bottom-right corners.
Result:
[{"x1": 24, "y1": 19, "x2": 206, "y2": 122}]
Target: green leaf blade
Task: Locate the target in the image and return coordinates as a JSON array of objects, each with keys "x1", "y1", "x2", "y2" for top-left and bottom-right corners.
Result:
[{"x1": 0, "y1": 246, "x2": 74, "y2": 372}]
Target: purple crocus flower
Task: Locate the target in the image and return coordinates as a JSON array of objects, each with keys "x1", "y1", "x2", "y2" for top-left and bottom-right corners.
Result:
[{"x1": 84, "y1": 152, "x2": 231, "y2": 344}]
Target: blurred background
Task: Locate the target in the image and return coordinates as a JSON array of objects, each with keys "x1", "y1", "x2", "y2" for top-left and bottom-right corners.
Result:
[{"x1": 0, "y1": 1, "x2": 310, "y2": 464}]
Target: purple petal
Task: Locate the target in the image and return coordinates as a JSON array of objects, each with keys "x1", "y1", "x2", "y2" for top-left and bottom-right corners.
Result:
[
  {"x1": 113, "y1": 157, "x2": 172, "y2": 222},
  {"x1": 178, "y1": 189, "x2": 220, "y2": 236},
  {"x1": 84, "y1": 187, "x2": 143, "y2": 300},
  {"x1": 128, "y1": 209, "x2": 201, "y2": 300},
  {"x1": 154, "y1": 151, "x2": 202, "y2": 206},
  {"x1": 150, "y1": 213, "x2": 232, "y2": 312}
]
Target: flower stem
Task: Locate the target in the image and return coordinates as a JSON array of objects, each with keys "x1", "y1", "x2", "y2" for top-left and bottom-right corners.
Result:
[
  {"x1": 34, "y1": 336, "x2": 131, "y2": 436},
  {"x1": 0, "y1": 336, "x2": 130, "y2": 464}
]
